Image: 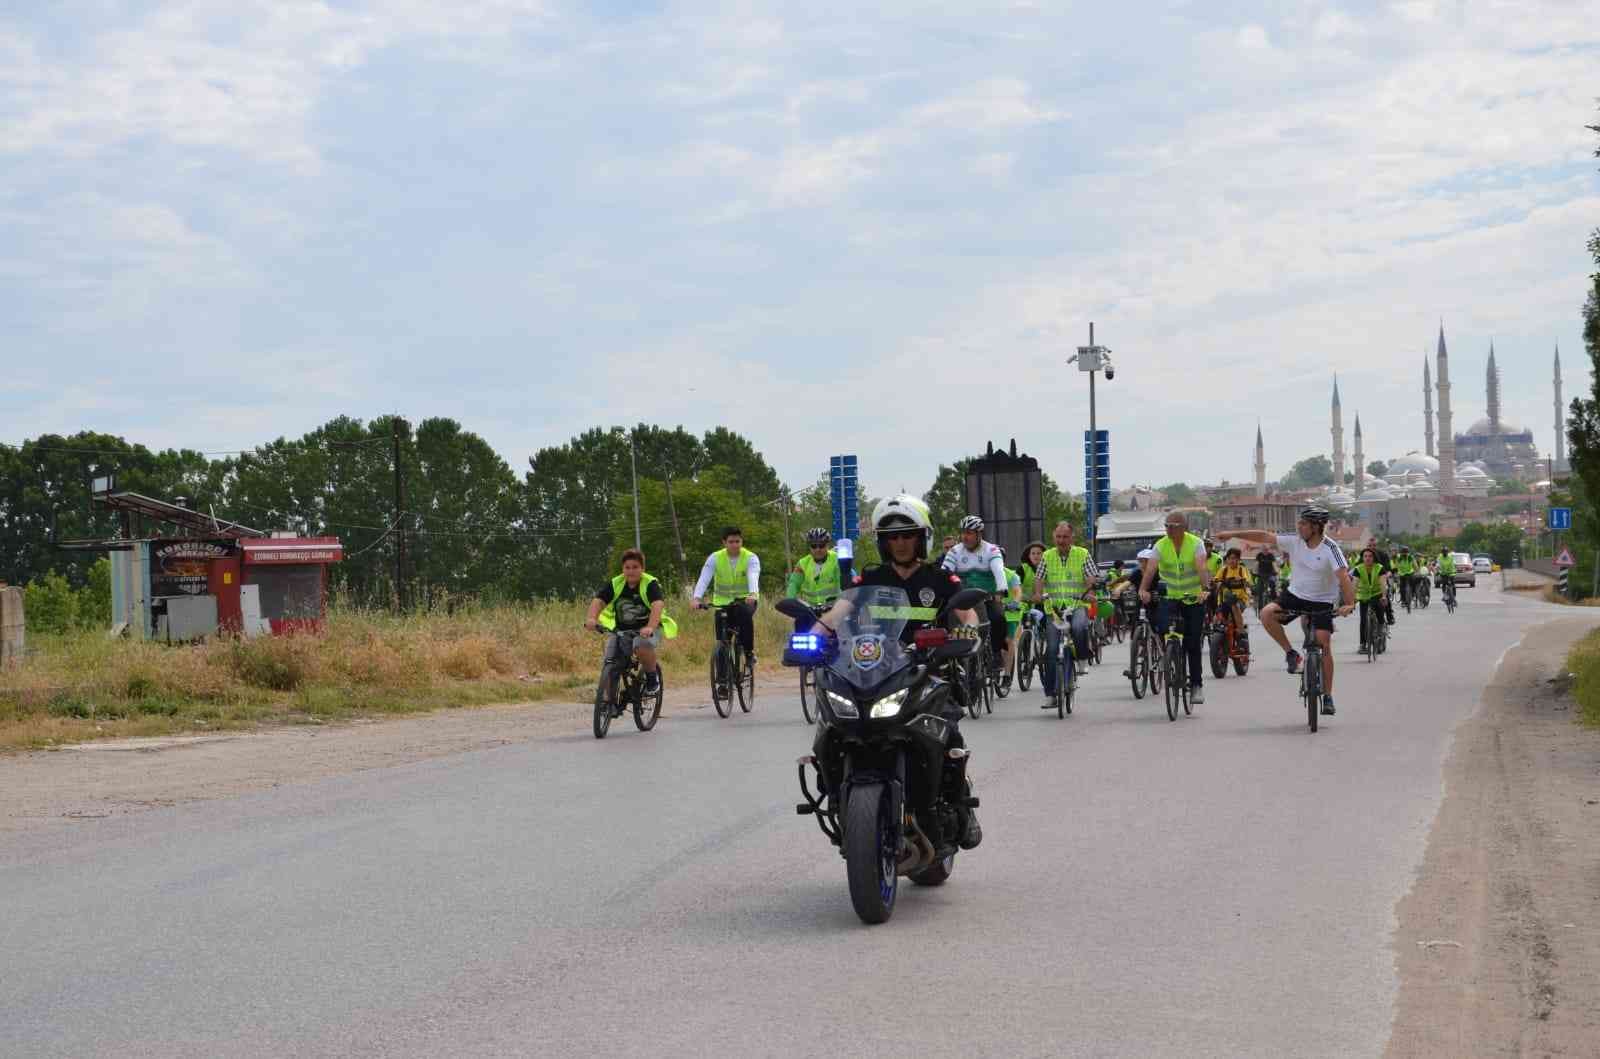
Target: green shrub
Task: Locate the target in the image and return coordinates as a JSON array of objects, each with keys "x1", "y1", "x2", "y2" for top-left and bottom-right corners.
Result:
[
  {"x1": 1567, "y1": 629, "x2": 1600, "y2": 726},
  {"x1": 229, "y1": 639, "x2": 309, "y2": 691},
  {"x1": 24, "y1": 573, "x2": 80, "y2": 635}
]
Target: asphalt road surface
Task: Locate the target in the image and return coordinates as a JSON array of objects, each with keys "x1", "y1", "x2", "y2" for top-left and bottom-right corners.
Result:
[{"x1": 0, "y1": 580, "x2": 1576, "y2": 1057}]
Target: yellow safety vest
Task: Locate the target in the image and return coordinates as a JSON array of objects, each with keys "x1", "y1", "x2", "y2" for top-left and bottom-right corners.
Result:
[
  {"x1": 1156, "y1": 532, "x2": 1203, "y2": 603},
  {"x1": 712, "y1": 548, "x2": 754, "y2": 606},
  {"x1": 1042, "y1": 546, "x2": 1090, "y2": 609},
  {"x1": 795, "y1": 551, "x2": 841, "y2": 606},
  {"x1": 1355, "y1": 563, "x2": 1384, "y2": 602},
  {"x1": 597, "y1": 572, "x2": 678, "y2": 637}
]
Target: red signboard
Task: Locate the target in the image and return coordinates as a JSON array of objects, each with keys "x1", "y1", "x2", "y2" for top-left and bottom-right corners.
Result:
[
  {"x1": 240, "y1": 538, "x2": 344, "y2": 565},
  {"x1": 1555, "y1": 547, "x2": 1576, "y2": 568}
]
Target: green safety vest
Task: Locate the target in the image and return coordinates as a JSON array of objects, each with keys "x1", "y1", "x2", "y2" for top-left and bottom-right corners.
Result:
[
  {"x1": 711, "y1": 548, "x2": 755, "y2": 606},
  {"x1": 1005, "y1": 570, "x2": 1023, "y2": 627},
  {"x1": 1354, "y1": 563, "x2": 1385, "y2": 602},
  {"x1": 1042, "y1": 546, "x2": 1090, "y2": 610},
  {"x1": 1020, "y1": 563, "x2": 1041, "y2": 604},
  {"x1": 1156, "y1": 532, "x2": 1204, "y2": 603},
  {"x1": 1207, "y1": 552, "x2": 1223, "y2": 578},
  {"x1": 795, "y1": 551, "x2": 841, "y2": 606},
  {"x1": 1395, "y1": 556, "x2": 1415, "y2": 576},
  {"x1": 865, "y1": 604, "x2": 940, "y2": 621},
  {"x1": 597, "y1": 573, "x2": 679, "y2": 637},
  {"x1": 1437, "y1": 554, "x2": 1455, "y2": 575}
]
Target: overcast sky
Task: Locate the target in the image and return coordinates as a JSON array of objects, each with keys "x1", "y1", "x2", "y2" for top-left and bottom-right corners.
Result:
[{"x1": 3, "y1": 1, "x2": 1597, "y2": 499}]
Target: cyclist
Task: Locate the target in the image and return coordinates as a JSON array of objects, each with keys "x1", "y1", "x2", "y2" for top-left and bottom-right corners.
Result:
[
  {"x1": 941, "y1": 515, "x2": 1013, "y2": 688},
  {"x1": 1033, "y1": 520, "x2": 1099, "y2": 700},
  {"x1": 1138, "y1": 512, "x2": 1213, "y2": 704},
  {"x1": 691, "y1": 526, "x2": 761, "y2": 665},
  {"x1": 1254, "y1": 547, "x2": 1279, "y2": 607},
  {"x1": 1259, "y1": 506, "x2": 1356, "y2": 716},
  {"x1": 1393, "y1": 547, "x2": 1417, "y2": 608},
  {"x1": 584, "y1": 548, "x2": 677, "y2": 693},
  {"x1": 1354, "y1": 546, "x2": 1389, "y2": 653},
  {"x1": 786, "y1": 528, "x2": 842, "y2": 619},
  {"x1": 1211, "y1": 546, "x2": 1254, "y2": 633},
  {"x1": 1435, "y1": 548, "x2": 1458, "y2": 607},
  {"x1": 812, "y1": 495, "x2": 983, "y2": 849},
  {"x1": 1370, "y1": 540, "x2": 1396, "y2": 627}
]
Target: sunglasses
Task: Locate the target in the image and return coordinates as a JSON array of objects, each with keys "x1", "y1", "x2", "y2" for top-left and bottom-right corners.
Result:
[{"x1": 881, "y1": 530, "x2": 920, "y2": 541}]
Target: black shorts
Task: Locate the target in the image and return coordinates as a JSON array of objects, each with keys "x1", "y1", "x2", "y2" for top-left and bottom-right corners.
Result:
[{"x1": 1276, "y1": 590, "x2": 1335, "y2": 633}]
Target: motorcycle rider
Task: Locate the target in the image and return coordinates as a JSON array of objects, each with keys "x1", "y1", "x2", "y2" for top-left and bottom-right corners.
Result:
[{"x1": 813, "y1": 495, "x2": 984, "y2": 849}]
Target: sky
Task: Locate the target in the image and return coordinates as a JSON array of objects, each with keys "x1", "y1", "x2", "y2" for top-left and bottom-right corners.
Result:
[{"x1": 3, "y1": 0, "x2": 1598, "y2": 501}]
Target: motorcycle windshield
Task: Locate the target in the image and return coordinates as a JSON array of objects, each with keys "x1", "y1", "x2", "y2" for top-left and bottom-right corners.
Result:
[{"x1": 826, "y1": 586, "x2": 919, "y2": 693}]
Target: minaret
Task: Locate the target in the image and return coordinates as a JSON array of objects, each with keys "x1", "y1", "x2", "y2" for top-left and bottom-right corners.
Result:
[
  {"x1": 1486, "y1": 342, "x2": 1501, "y2": 434},
  {"x1": 1353, "y1": 414, "x2": 1365, "y2": 498},
  {"x1": 1437, "y1": 325, "x2": 1455, "y2": 498},
  {"x1": 1254, "y1": 422, "x2": 1266, "y2": 498},
  {"x1": 1424, "y1": 356, "x2": 1435, "y2": 457},
  {"x1": 1555, "y1": 343, "x2": 1566, "y2": 474},
  {"x1": 1331, "y1": 375, "x2": 1345, "y2": 488}
]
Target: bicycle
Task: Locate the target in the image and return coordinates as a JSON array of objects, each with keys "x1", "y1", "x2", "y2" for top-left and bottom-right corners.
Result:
[
  {"x1": 1207, "y1": 592, "x2": 1251, "y2": 679},
  {"x1": 1282, "y1": 612, "x2": 1329, "y2": 732},
  {"x1": 707, "y1": 602, "x2": 756, "y2": 718},
  {"x1": 1043, "y1": 604, "x2": 1079, "y2": 719},
  {"x1": 795, "y1": 603, "x2": 832, "y2": 724},
  {"x1": 1152, "y1": 588, "x2": 1192, "y2": 722},
  {"x1": 1364, "y1": 601, "x2": 1388, "y2": 662},
  {"x1": 1253, "y1": 574, "x2": 1277, "y2": 617},
  {"x1": 591, "y1": 629, "x2": 664, "y2": 739},
  {"x1": 1123, "y1": 594, "x2": 1162, "y2": 702},
  {"x1": 985, "y1": 600, "x2": 1015, "y2": 703},
  {"x1": 1014, "y1": 608, "x2": 1047, "y2": 692},
  {"x1": 1414, "y1": 575, "x2": 1430, "y2": 609},
  {"x1": 1440, "y1": 576, "x2": 1457, "y2": 614}
]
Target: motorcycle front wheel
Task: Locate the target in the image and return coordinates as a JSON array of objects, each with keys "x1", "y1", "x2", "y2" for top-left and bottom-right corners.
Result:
[{"x1": 844, "y1": 784, "x2": 899, "y2": 924}]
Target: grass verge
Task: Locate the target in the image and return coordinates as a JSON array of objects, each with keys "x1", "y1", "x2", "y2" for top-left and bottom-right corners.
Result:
[
  {"x1": 0, "y1": 598, "x2": 796, "y2": 751},
  {"x1": 1564, "y1": 627, "x2": 1600, "y2": 727}
]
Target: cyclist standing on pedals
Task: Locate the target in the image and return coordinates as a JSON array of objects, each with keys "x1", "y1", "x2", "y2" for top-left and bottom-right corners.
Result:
[
  {"x1": 1259, "y1": 506, "x2": 1357, "y2": 716},
  {"x1": 812, "y1": 495, "x2": 983, "y2": 849},
  {"x1": 1033, "y1": 520, "x2": 1099, "y2": 701},
  {"x1": 691, "y1": 526, "x2": 761, "y2": 666},
  {"x1": 584, "y1": 548, "x2": 675, "y2": 694},
  {"x1": 1139, "y1": 512, "x2": 1214, "y2": 704},
  {"x1": 941, "y1": 515, "x2": 1014, "y2": 690},
  {"x1": 1354, "y1": 546, "x2": 1390, "y2": 653},
  {"x1": 786, "y1": 528, "x2": 842, "y2": 625}
]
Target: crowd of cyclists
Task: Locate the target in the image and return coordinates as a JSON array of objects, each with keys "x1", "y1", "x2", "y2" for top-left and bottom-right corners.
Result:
[{"x1": 583, "y1": 498, "x2": 1475, "y2": 727}]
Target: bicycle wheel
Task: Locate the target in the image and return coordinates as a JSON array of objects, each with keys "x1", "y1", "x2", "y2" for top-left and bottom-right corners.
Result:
[
  {"x1": 1128, "y1": 631, "x2": 1147, "y2": 700},
  {"x1": 1168, "y1": 639, "x2": 1185, "y2": 721},
  {"x1": 1054, "y1": 656, "x2": 1069, "y2": 718},
  {"x1": 710, "y1": 645, "x2": 732, "y2": 718},
  {"x1": 593, "y1": 662, "x2": 618, "y2": 739},
  {"x1": 1016, "y1": 628, "x2": 1034, "y2": 691},
  {"x1": 634, "y1": 668, "x2": 663, "y2": 731},
  {"x1": 1304, "y1": 652, "x2": 1320, "y2": 732},
  {"x1": 1163, "y1": 644, "x2": 1179, "y2": 722},
  {"x1": 1209, "y1": 630, "x2": 1228, "y2": 679},
  {"x1": 799, "y1": 666, "x2": 816, "y2": 724},
  {"x1": 991, "y1": 645, "x2": 1010, "y2": 701},
  {"x1": 1147, "y1": 633, "x2": 1165, "y2": 697},
  {"x1": 963, "y1": 659, "x2": 982, "y2": 720},
  {"x1": 1091, "y1": 625, "x2": 1104, "y2": 666},
  {"x1": 736, "y1": 644, "x2": 753, "y2": 713}
]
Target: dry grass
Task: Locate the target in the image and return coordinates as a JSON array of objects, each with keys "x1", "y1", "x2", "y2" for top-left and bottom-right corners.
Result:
[
  {"x1": 0, "y1": 598, "x2": 794, "y2": 751},
  {"x1": 1565, "y1": 628, "x2": 1600, "y2": 727}
]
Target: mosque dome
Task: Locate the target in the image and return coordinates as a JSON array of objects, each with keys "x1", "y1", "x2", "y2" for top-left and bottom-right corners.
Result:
[
  {"x1": 1458, "y1": 465, "x2": 1489, "y2": 478},
  {"x1": 1464, "y1": 417, "x2": 1526, "y2": 436},
  {"x1": 1389, "y1": 451, "x2": 1439, "y2": 476}
]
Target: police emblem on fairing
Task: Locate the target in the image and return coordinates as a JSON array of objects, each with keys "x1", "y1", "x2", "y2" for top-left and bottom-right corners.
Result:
[
  {"x1": 850, "y1": 634, "x2": 886, "y2": 670},
  {"x1": 919, "y1": 588, "x2": 936, "y2": 606}
]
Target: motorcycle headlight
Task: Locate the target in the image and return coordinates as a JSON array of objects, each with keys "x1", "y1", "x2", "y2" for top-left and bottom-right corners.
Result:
[
  {"x1": 868, "y1": 688, "x2": 909, "y2": 719},
  {"x1": 825, "y1": 690, "x2": 859, "y2": 719}
]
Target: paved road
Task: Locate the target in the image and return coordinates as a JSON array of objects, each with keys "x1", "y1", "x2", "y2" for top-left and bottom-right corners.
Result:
[{"x1": 0, "y1": 581, "x2": 1583, "y2": 1057}]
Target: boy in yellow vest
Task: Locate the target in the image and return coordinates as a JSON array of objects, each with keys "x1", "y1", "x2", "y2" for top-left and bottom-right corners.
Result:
[
  {"x1": 585, "y1": 548, "x2": 675, "y2": 692},
  {"x1": 692, "y1": 526, "x2": 762, "y2": 664}
]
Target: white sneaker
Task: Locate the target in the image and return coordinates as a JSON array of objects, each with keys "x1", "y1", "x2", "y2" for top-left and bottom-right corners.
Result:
[{"x1": 1191, "y1": 685, "x2": 1205, "y2": 705}]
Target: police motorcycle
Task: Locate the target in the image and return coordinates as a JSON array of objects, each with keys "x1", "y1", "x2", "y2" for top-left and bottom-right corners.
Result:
[{"x1": 779, "y1": 584, "x2": 987, "y2": 925}]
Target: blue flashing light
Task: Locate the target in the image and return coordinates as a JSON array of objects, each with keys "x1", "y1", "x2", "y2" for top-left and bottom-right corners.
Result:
[{"x1": 789, "y1": 633, "x2": 822, "y2": 654}]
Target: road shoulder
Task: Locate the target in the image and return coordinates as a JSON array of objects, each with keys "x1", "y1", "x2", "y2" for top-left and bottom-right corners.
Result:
[{"x1": 1387, "y1": 617, "x2": 1600, "y2": 1056}]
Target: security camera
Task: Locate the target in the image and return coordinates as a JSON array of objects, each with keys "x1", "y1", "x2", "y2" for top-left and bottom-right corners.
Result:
[{"x1": 1103, "y1": 361, "x2": 1115, "y2": 381}]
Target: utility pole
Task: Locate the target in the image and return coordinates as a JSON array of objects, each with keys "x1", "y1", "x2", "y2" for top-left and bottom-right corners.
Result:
[
  {"x1": 392, "y1": 417, "x2": 407, "y2": 612},
  {"x1": 663, "y1": 472, "x2": 689, "y2": 587},
  {"x1": 1088, "y1": 321, "x2": 1097, "y2": 542},
  {"x1": 780, "y1": 488, "x2": 793, "y2": 572},
  {"x1": 630, "y1": 430, "x2": 642, "y2": 552}
]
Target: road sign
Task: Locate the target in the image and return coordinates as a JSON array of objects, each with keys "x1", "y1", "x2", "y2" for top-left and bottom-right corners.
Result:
[
  {"x1": 1554, "y1": 546, "x2": 1576, "y2": 568},
  {"x1": 829, "y1": 455, "x2": 859, "y2": 543},
  {"x1": 1083, "y1": 430, "x2": 1109, "y2": 539},
  {"x1": 1548, "y1": 506, "x2": 1572, "y2": 530}
]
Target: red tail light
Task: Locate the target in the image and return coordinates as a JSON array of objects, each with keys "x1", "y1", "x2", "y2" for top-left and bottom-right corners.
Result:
[{"x1": 913, "y1": 627, "x2": 949, "y2": 650}]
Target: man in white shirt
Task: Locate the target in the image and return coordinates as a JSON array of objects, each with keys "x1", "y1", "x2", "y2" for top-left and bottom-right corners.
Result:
[
  {"x1": 1259, "y1": 506, "x2": 1356, "y2": 716},
  {"x1": 692, "y1": 526, "x2": 762, "y2": 663}
]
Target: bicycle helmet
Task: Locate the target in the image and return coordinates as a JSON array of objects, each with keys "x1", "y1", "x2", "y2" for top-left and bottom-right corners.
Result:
[
  {"x1": 804, "y1": 527, "x2": 830, "y2": 546},
  {"x1": 1298, "y1": 505, "x2": 1330, "y2": 526},
  {"x1": 871, "y1": 495, "x2": 933, "y2": 557},
  {"x1": 959, "y1": 514, "x2": 985, "y2": 533}
]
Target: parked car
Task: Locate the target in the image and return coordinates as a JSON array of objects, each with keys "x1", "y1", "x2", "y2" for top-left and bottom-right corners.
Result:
[
  {"x1": 1472, "y1": 556, "x2": 1493, "y2": 576},
  {"x1": 1453, "y1": 551, "x2": 1476, "y2": 587}
]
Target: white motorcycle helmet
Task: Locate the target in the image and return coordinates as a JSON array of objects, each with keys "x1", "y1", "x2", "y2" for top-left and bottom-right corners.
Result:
[{"x1": 871, "y1": 494, "x2": 933, "y2": 560}]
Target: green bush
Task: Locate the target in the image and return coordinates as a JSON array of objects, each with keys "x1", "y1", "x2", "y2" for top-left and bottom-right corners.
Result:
[
  {"x1": 24, "y1": 573, "x2": 80, "y2": 635},
  {"x1": 1567, "y1": 629, "x2": 1600, "y2": 727},
  {"x1": 229, "y1": 639, "x2": 309, "y2": 691}
]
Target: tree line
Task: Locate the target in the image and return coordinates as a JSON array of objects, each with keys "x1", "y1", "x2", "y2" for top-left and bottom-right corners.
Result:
[{"x1": 1, "y1": 421, "x2": 1088, "y2": 606}]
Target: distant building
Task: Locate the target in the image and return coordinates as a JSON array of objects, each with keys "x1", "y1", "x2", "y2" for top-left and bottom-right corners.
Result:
[{"x1": 1210, "y1": 496, "x2": 1303, "y2": 535}]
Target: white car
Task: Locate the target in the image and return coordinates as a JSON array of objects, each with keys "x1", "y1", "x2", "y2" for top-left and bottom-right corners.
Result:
[
  {"x1": 1452, "y1": 552, "x2": 1476, "y2": 587},
  {"x1": 1472, "y1": 556, "x2": 1493, "y2": 576}
]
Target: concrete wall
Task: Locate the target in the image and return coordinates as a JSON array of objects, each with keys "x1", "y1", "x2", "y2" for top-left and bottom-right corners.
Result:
[{"x1": 0, "y1": 585, "x2": 24, "y2": 667}]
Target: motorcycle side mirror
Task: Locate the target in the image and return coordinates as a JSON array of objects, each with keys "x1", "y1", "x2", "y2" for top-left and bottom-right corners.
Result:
[
  {"x1": 946, "y1": 588, "x2": 988, "y2": 613},
  {"x1": 775, "y1": 599, "x2": 815, "y2": 622}
]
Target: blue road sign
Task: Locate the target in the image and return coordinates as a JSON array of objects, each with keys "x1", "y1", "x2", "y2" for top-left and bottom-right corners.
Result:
[
  {"x1": 830, "y1": 455, "x2": 859, "y2": 542},
  {"x1": 1083, "y1": 430, "x2": 1110, "y2": 539},
  {"x1": 1549, "y1": 506, "x2": 1572, "y2": 531}
]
